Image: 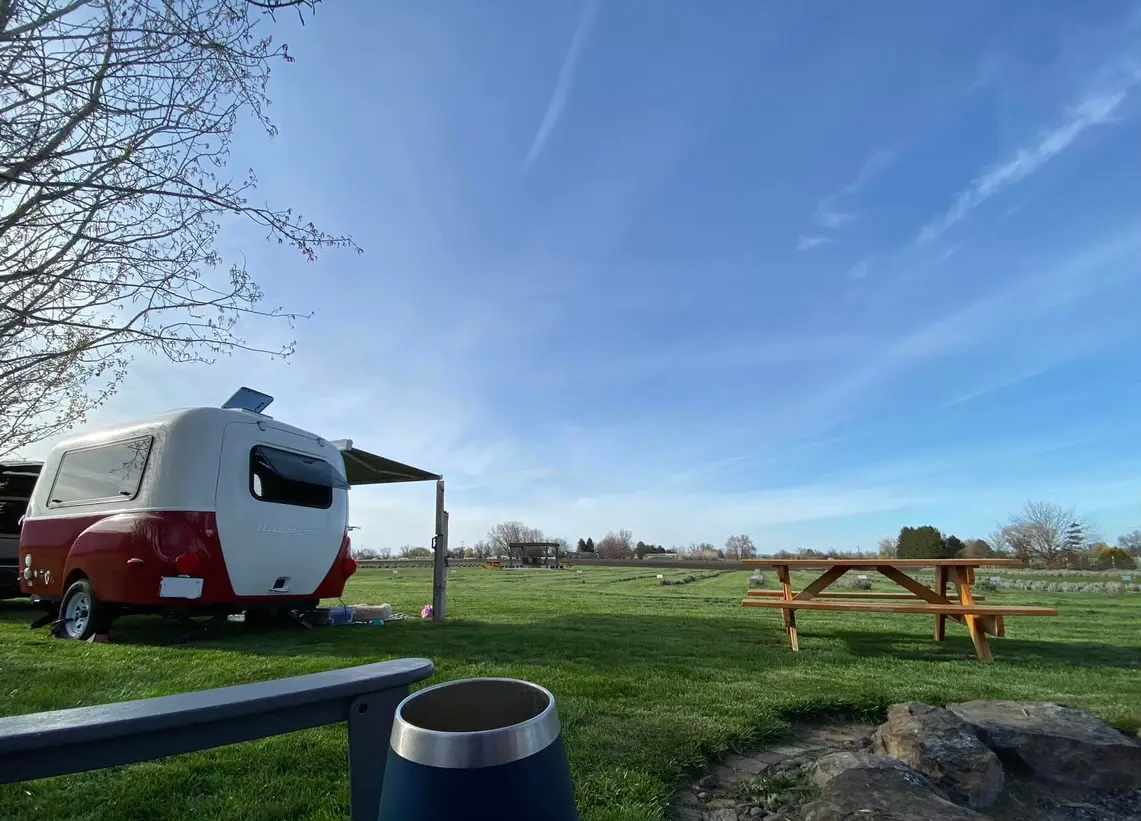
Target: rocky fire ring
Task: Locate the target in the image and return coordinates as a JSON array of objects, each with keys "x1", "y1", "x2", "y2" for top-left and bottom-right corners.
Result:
[{"x1": 672, "y1": 701, "x2": 1141, "y2": 821}]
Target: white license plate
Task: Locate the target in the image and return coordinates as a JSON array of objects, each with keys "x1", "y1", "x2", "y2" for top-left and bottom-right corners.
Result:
[{"x1": 159, "y1": 576, "x2": 204, "y2": 599}]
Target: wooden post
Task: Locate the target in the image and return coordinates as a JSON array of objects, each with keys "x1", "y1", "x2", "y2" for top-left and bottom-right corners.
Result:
[
  {"x1": 934, "y1": 566, "x2": 947, "y2": 641},
  {"x1": 432, "y1": 479, "x2": 447, "y2": 623},
  {"x1": 776, "y1": 564, "x2": 799, "y2": 651},
  {"x1": 952, "y1": 566, "x2": 991, "y2": 662}
]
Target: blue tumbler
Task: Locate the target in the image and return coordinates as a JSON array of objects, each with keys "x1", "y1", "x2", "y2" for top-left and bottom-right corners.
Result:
[{"x1": 377, "y1": 677, "x2": 578, "y2": 820}]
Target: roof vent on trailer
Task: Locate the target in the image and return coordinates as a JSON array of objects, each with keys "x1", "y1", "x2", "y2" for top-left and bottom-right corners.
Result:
[{"x1": 222, "y1": 387, "x2": 274, "y2": 415}]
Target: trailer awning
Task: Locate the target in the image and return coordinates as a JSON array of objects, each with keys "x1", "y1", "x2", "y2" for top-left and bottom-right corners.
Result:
[{"x1": 338, "y1": 446, "x2": 440, "y2": 486}]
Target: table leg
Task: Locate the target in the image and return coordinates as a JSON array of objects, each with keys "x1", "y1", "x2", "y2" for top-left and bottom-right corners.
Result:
[
  {"x1": 777, "y1": 565, "x2": 799, "y2": 652},
  {"x1": 953, "y1": 567, "x2": 992, "y2": 662},
  {"x1": 775, "y1": 567, "x2": 790, "y2": 632},
  {"x1": 934, "y1": 566, "x2": 947, "y2": 641},
  {"x1": 959, "y1": 569, "x2": 998, "y2": 635}
]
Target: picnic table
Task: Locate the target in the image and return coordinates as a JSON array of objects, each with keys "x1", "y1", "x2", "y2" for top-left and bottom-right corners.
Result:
[{"x1": 740, "y1": 558, "x2": 1056, "y2": 662}]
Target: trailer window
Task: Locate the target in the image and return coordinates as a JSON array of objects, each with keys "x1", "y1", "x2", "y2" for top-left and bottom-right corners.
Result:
[
  {"x1": 48, "y1": 437, "x2": 153, "y2": 507},
  {"x1": 249, "y1": 446, "x2": 346, "y2": 509}
]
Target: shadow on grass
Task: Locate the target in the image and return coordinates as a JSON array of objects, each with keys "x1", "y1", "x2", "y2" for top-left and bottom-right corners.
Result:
[
  {"x1": 0, "y1": 598, "x2": 43, "y2": 622},
  {"x1": 834, "y1": 628, "x2": 1141, "y2": 669},
  {"x1": 5, "y1": 597, "x2": 1135, "y2": 674}
]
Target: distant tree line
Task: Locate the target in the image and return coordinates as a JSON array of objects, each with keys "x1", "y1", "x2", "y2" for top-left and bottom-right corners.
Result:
[
  {"x1": 877, "y1": 502, "x2": 1138, "y2": 569},
  {"x1": 351, "y1": 545, "x2": 428, "y2": 560},
  {"x1": 354, "y1": 505, "x2": 1140, "y2": 570},
  {"x1": 572, "y1": 533, "x2": 759, "y2": 560},
  {"x1": 573, "y1": 531, "x2": 650, "y2": 559}
]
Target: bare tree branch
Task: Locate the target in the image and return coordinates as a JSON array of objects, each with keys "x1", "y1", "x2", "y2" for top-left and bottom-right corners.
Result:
[
  {"x1": 0, "y1": 0, "x2": 356, "y2": 456},
  {"x1": 995, "y1": 501, "x2": 1094, "y2": 566}
]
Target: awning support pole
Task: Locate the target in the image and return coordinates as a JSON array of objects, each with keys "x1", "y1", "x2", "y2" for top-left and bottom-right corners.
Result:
[{"x1": 432, "y1": 479, "x2": 448, "y2": 623}]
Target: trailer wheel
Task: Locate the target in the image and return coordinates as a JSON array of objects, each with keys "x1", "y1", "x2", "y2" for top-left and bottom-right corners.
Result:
[{"x1": 56, "y1": 579, "x2": 102, "y2": 640}]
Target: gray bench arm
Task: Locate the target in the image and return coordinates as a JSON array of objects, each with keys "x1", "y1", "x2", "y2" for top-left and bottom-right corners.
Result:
[{"x1": 0, "y1": 657, "x2": 435, "y2": 820}]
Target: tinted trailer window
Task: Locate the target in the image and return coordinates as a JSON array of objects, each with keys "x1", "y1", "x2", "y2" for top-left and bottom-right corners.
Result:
[
  {"x1": 48, "y1": 437, "x2": 153, "y2": 507},
  {"x1": 249, "y1": 446, "x2": 346, "y2": 509}
]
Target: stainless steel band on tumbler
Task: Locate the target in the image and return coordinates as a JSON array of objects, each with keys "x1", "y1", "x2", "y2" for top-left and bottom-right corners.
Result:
[{"x1": 390, "y1": 678, "x2": 561, "y2": 769}]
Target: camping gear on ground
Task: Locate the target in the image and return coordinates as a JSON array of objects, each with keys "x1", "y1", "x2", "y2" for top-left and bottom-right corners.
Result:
[
  {"x1": 377, "y1": 678, "x2": 578, "y2": 820},
  {"x1": 328, "y1": 605, "x2": 354, "y2": 625},
  {"x1": 354, "y1": 604, "x2": 394, "y2": 622}
]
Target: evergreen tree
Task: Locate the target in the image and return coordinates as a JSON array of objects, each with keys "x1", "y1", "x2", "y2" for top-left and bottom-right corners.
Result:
[{"x1": 896, "y1": 526, "x2": 948, "y2": 559}]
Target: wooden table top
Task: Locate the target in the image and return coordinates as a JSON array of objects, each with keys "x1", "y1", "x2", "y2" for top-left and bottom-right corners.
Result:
[{"x1": 741, "y1": 558, "x2": 1024, "y2": 569}]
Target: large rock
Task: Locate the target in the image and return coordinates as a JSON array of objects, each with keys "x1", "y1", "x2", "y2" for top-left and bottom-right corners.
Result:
[
  {"x1": 802, "y1": 765, "x2": 992, "y2": 821},
  {"x1": 948, "y1": 701, "x2": 1141, "y2": 791},
  {"x1": 702, "y1": 808, "x2": 737, "y2": 821},
  {"x1": 811, "y1": 751, "x2": 916, "y2": 789},
  {"x1": 873, "y1": 702, "x2": 1004, "y2": 808}
]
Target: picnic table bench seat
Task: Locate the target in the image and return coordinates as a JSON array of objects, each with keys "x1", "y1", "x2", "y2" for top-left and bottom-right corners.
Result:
[
  {"x1": 740, "y1": 558, "x2": 1057, "y2": 662},
  {"x1": 739, "y1": 598, "x2": 1054, "y2": 617},
  {"x1": 745, "y1": 590, "x2": 988, "y2": 601}
]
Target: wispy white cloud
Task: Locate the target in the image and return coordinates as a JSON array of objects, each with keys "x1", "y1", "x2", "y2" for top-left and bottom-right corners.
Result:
[
  {"x1": 587, "y1": 333, "x2": 868, "y2": 382},
  {"x1": 917, "y1": 80, "x2": 1139, "y2": 243},
  {"x1": 811, "y1": 148, "x2": 896, "y2": 231},
  {"x1": 778, "y1": 221, "x2": 1141, "y2": 436},
  {"x1": 940, "y1": 312, "x2": 1138, "y2": 408},
  {"x1": 844, "y1": 149, "x2": 897, "y2": 195},
  {"x1": 813, "y1": 203, "x2": 854, "y2": 229},
  {"x1": 522, "y1": 0, "x2": 601, "y2": 172},
  {"x1": 796, "y1": 234, "x2": 831, "y2": 251},
  {"x1": 942, "y1": 365, "x2": 1051, "y2": 408}
]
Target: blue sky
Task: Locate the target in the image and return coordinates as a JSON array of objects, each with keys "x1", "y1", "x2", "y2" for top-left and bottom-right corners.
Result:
[{"x1": 26, "y1": 1, "x2": 1141, "y2": 551}]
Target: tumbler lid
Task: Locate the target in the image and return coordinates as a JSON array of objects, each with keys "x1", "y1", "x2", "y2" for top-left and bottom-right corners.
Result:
[{"x1": 390, "y1": 677, "x2": 561, "y2": 768}]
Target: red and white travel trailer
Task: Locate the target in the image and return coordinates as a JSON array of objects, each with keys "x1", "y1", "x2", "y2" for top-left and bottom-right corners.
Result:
[{"x1": 18, "y1": 390, "x2": 439, "y2": 638}]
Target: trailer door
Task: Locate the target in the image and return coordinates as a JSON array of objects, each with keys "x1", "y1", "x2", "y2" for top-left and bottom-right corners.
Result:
[{"x1": 214, "y1": 421, "x2": 348, "y2": 597}]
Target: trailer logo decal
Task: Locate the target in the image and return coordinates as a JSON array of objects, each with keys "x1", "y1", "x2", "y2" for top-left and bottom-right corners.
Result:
[{"x1": 256, "y1": 524, "x2": 318, "y2": 537}]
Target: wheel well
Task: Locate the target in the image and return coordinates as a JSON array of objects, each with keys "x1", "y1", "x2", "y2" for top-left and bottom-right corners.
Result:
[{"x1": 63, "y1": 569, "x2": 89, "y2": 591}]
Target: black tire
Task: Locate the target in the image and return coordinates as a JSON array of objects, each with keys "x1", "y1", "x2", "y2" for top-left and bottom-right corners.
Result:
[{"x1": 56, "y1": 578, "x2": 103, "y2": 640}]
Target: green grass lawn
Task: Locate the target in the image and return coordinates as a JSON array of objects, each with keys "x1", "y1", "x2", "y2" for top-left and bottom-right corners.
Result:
[{"x1": 1, "y1": 566, "x2": 1139, "y2": 821}]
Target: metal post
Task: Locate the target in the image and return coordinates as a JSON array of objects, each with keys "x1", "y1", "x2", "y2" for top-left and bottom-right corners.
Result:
[{"x1": 432, "y1": 479, "x2": 447, "y2": 623}]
